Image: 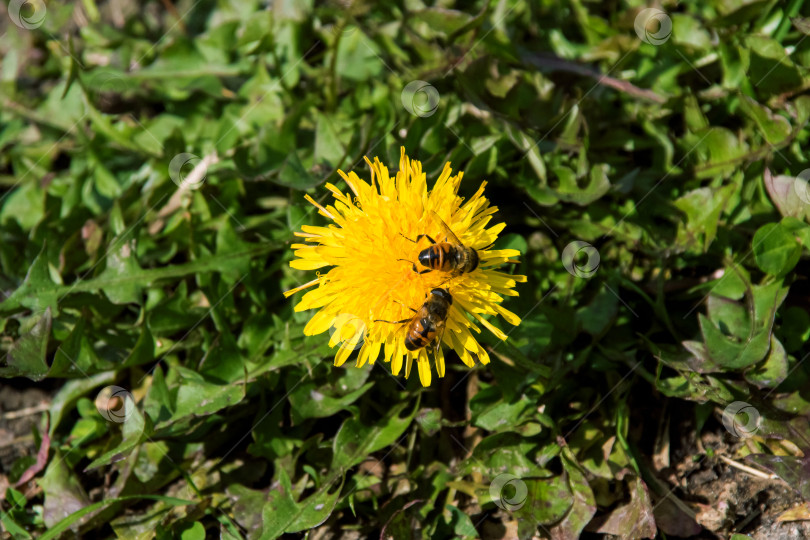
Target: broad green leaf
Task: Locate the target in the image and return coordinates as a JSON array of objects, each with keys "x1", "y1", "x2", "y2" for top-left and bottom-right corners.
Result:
[
  {"x1": 171, "y1": 367, "x2": 246, "y2": 424},
  {"x1": 744, "y1": 35, "x2": 803, "y2": 96},
  {"x1": 335, "y1": 31, "x2": 383, "y2": 82},
  {"x1": 40, "y1": 495, "x2": 193, "y2": 540},
  {"x1": 514, "y1": 476, "x2": 574, "y2": 538},
  {"x1": 706, "y1": 295, "x2": 750, "y2": 341},
  {"x1": 98, "y1": 237, "x2": 143, "y2": 304},
  {"x1": 332, "y1": 402, "x2": 418, "y2": 471},
  {"x1": 1, "y1": 308, "x2": 51, "y2": 381},
  {"x1": 50, "y1": 317, "x2": 109, "y2": 377},
  {"x1": 274, "y1": 151, "x2": 322, "y2": 190},
  {"x1": 673, "y1": 184, "x2": 735, "y2": 252},
  {"x1": 412, "y1": 8, "x2": 473, "y2": 37},
  {"x1": 470, "y1": 386, "x2": 533, "y2": 431},
  {"x1": 259, "y1": 469, "x2": 344, "y2": 538},
  {"x1": 554, "y1": 163, "x2": 610, "y2": 206},
  {"x1": 0, "y1": 244, "x2": 277, "y2": 315},
  {"x1": 753, "y1": 222, "x2": 800, "y2": 276},
  {"x1": 699, "y1": 314, "x2": 771, "y2": 371},
  {"x1": 0, "y1": 248, "x2": 60, "y2": 314},
  {"x1": 738, "y1": 95, "x2": 791, "y2": 146},
  {"x1": 686, "y1": 127, "x2": 748, "y2": 180},
  {"x1": 39, "y1": 452, "x2": 91, "y2": 529},
  {"x1": 288, "y1": 366, "x2": 373, "y2": 421},
  {"x1": 745, "y1": 335, "x2": 788, "y2": 388},
  {"x1": 548, "y1": 452, "x2": 596, "y2": 540},
  {"x1": 180, "y1": 522, "x2": 205, "y2": 540}
]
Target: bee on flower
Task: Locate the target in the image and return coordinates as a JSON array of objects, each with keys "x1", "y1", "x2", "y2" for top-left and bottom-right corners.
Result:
[{"x1": 284, "y1": 147, "x2": 526, "y2": 386}]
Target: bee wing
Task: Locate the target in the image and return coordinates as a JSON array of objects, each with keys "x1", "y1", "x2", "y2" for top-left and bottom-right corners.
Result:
[{"x1": 430, "y1": 210, "x2": 464, "y2": 247}]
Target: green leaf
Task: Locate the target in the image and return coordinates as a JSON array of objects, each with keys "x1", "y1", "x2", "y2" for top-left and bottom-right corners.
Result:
[
  {"x1": 50, "y1": 317, "x2": 109, "y2": 377},
  {"x1": 753, "y1": 222, "x2": 800, "y2": 276},
  {"x1": 698, "y1": 314, "x2": 771, "y2": 371},
  {"x1": 170, "y1": 367, "x2": 246, "y2": 425},
  {"x1": 548, "y1": 452, "x2": 596, "y2": 540},
  {"x1": 706, "y1": 295, "x2": 750, "y2": 341},
  {"x1": 0, "y1": 248, "x2": 60, "y2": 314},
  {"x1": 686, "y1": 127, "x2": 748, "y2": 179},
  {"x1": 39, "y1": 494, "x2": 193, "y2": 540},
  {"x1": 180, "y1": 522, "x2": 206, "y2": 540},
  {"x1": 470, "y1": 386, "x2": 533, "y2": 431},
  {"x1": 671, "y1": 14, "x2": 711, "y2": 49},
  {"x1": 335, "y1": 31, "x2": 384, "y2": 82},
  {"x1": 738, "y1": 95, "x2": 791, "y2": 146},
  {"x1": 288, "y1": 367, "x2": 373, "y2": 421},
  {"x1": 440, "y1": 505, "x2": 478, "y2": 539},
  {"x1": 673, "y1": 184, "x2": 735, "y2": 252},
  {"x1": 554, "y1": 163, "x2": 610, "y2": 206},
  {"x1": 412, "y1": 8, "x2": 473, "y2": 37},
  {"x1": 332, "y1": 402, "x2": 418, "y2": 471},
  {"x1": 274, "y1": 151, "x2": 322, "y2": 190},
  {"x1": 314, "y1": 112, "x2": 347, "y2": 168},
  {"x1": 39, "y1": 451, "x2": 91, "y2": 529},
  {"x1": 0, "y1": 243, "x2": 277, "y2": 315},
  {"x1": 1, "y1": 308, "x2": 51, "y2": 381},
  {"x1": 98, "y1": 237, "x2": 143, "y2": 304},
  {"x1": 259, "y1": 469, "x2": 344, "y2": 538},
  {"x1": 513, "y1": 476, "x2": 574, "y2": 538},
  {"x1": 745, "y1": 335, "x2": 788, "y2": 388},
  {"x1": 744, "y1": 35, "x2": 803, "y2": 96}
]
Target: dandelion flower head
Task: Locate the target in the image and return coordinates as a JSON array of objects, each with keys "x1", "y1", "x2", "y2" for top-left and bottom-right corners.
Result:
[{"x1": 285, "y1": 148, "x2": 526, "y2": 386}]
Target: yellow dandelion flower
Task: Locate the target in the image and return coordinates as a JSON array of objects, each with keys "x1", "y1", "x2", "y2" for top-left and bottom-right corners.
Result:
[{"x1": 284, "y1": 147, "x2": 526, "y2": 386}]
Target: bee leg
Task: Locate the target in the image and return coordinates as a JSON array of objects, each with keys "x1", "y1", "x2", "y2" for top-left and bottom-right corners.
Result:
[
  {"x1": 397, "y1": 258, "x2": 431, "y2": 274},
  {"x1": 392, "y1": 300, "x2": 418, "y2": 313},
  {"x1": 374, "y1": 318, "x2": 411, "y2": 324}
]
